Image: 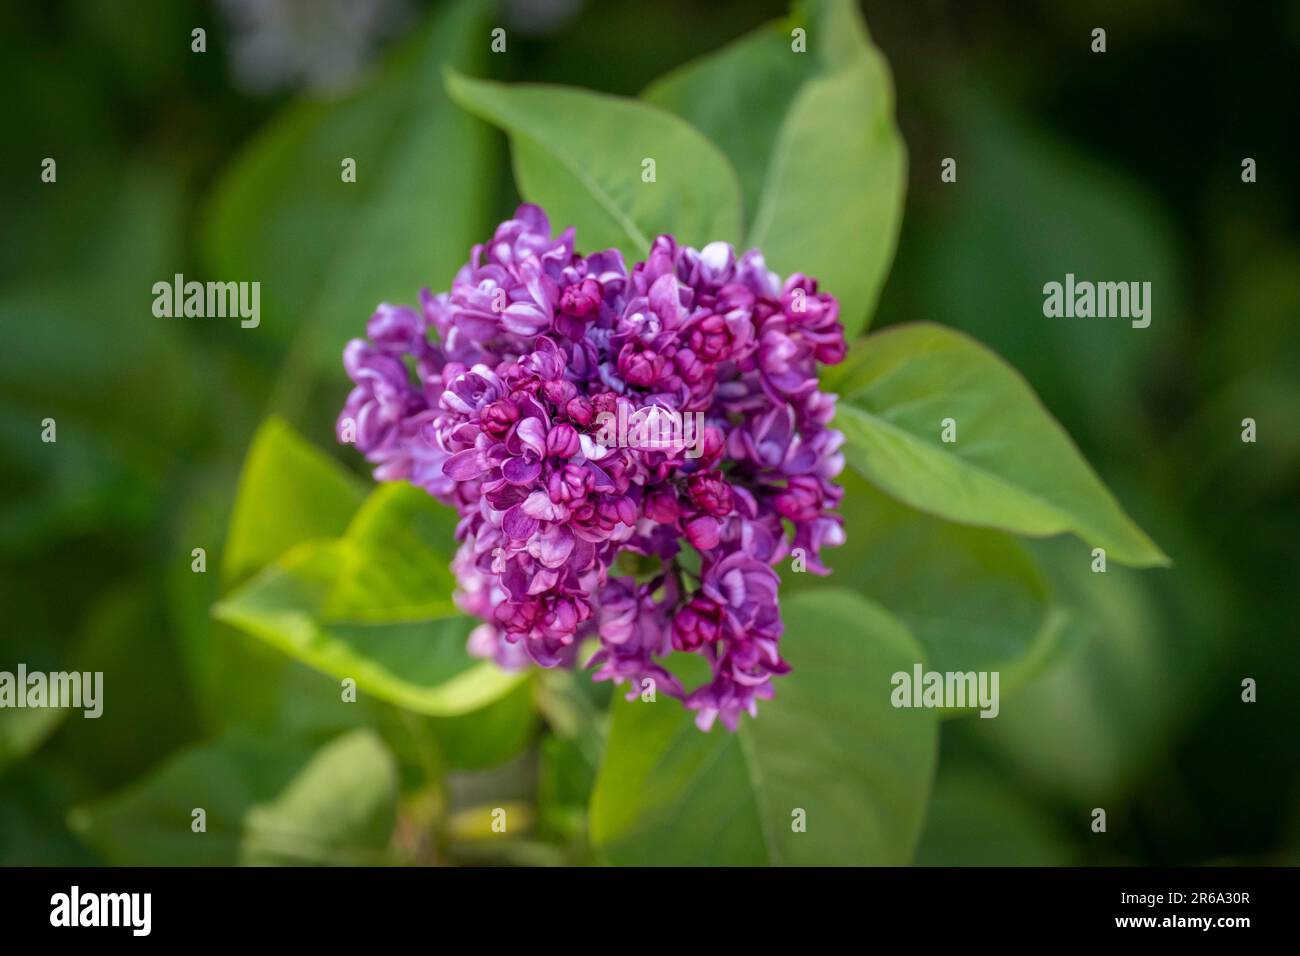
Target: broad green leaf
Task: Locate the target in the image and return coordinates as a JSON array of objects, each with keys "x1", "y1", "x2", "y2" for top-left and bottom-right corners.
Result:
[
  {"x1": 223, "y1": 416, "x2": 365, "y2": 587},
  {"x1": 218, "y1": 425, "x2": 527, "y2": 749},
  {"x1": 184, "y1": 473, "x2": 525, "y2": 773},
  {"x1": 199, "y1": 415, "x2": 364, "y2": 735},
  {"x1": 787, "y1": 469, "x2": 1068, "y2": 695},
  {"x1": 202, "y1": 0, "x2": 495, "y2": 372},
  {"x1": 69, "y1": 729, "x2": 398, "y2": 866},
  {"x1": 327, "y1": 482, "x2": 459, "y2": 622},
  {"x1": 445, "y1": 70, "x2": 743, "y2": 263},
  {"x1": 645, "y1": 0, "x2": 905, "y2": 336},
  {"x1": 215, "y1": 539, "x2": 522, "y2": 717},
  {"x1": 747, "y1": 60, "x2": 905, "y2": 338},
  {"x1": 642, "y1": 14, "x2": 813, "y2": 217},
  {"x1": 828, "y1": 322, "x2": 1169, "y2": 567},
  {"x1": 590, "y1": 590, "x2": 937, "y2": 865}
]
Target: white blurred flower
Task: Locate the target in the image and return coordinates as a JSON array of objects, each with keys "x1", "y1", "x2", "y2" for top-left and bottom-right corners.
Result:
[{"x1": 217, "y1": 0, "x2": 411, "y2": 94}]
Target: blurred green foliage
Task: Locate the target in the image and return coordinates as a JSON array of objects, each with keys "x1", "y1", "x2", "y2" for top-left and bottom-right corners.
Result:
[{"x1": 1, "y1": 0, "x2": 1297, "y2": 866}]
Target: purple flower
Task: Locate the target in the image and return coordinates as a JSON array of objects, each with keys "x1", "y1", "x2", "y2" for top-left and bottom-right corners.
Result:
[
  {"x1": 672, "y1": 595, "x2": 723, "y2": 652},
  {"x1": 339, "y1": 204, "x2": 848, "y2": 729},
  {"x1": 686, "y1": 470, "x2": 734, "y2": 518}
]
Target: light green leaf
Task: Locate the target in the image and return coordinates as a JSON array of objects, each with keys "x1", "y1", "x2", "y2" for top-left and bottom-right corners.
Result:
[
  {"x1": 218, "y1": 424, "x2": 528, "y2": 745},
  {"x1": 206, "y1": 416, "x2": 363, "y2": 735},
  {"x1": 645, "y1": 0, "x2": 905, "y2": 336},
  {"x1": 747, "y1": 60, "x2": 905, "y2": 338},
  {"x1": 215, "y1": 538, "x2": 522, "y2": 717},
  {"x1": 223, "y1": 416, "x2": 365, "y2": 587},
  {"x1": 642, "y1": 15, "x2": 812, "y2": 217},
  {"x1": 828, "y1": 322, "x2": 1169, "y2": 567},
  {"x1": 69, "y1": 729, "x2": 398, "y2": 866},
  {"x1": 202, "y1": 0, "x2": 495, "y2": 374},
  {"x1": 325, "y1": 482, "x2": 461, "y2": 622},
  {"x1": 189, "y1": 466, "x2": 528, "y2": 771},
  {"x1": 787, "y1": 469, "x2": 1068, "y2": 696},
  {"x1": 590, "y1": 590, "x2": 937, "y2": 865},
  {"x1": 445, "y1": 70, "x2": 743, "y2": 263}
]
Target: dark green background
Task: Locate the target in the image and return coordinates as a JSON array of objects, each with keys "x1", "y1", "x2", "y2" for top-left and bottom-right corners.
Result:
[{"x1": 1, "y1": 0, "x2": 1297, "y2": 865}]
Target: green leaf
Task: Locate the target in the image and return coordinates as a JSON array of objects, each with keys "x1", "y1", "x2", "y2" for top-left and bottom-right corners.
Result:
[
  {"x1": 788, "y1": 469, "x2": 1068, "y2": 695},
  {"x1": 324, "y1": 482, "x2": 461, "y2": 622},
  {"x1": 202, "y1": 0, "x2": 496, "y2": 373},
  {"x1": 204, "y1": 417, "x2": 364, "y2": 735},
  {"x1": 189, "y1": 474, "x2": 526, "y2": 775},
  {"x1": 69, "y1": 729, "x2": 398, "y2": 866},
  {"x1": 746, "y1": 61, "x2": 905, "y2": 339},
  {"x1": 215, "y1": 539, "x2": 522, "y2": 717},
  {"x1": 223, "y1": 416, "x2": 365, "y2": 587},
  {"x1": 642, "y1": 15, "x2": 812, "y2": 218},
  {"x1": 219, "y1": 425, "x2": 529, "y2": 756},
  {"x1": 828, "y1": 322, "x2": 1169, "y2": 567},
  {"x1": 590, "y1": 590, "x2": 937, "y2": 865},
  {"x1": 445, "y1": 70, "x2": 743, "y2": 263},
  {"x1": 644, "y1": 0, "x2": 905, "y2": 336}
]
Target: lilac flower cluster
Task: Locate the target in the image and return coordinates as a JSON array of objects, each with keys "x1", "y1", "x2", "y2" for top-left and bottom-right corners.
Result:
[{"x1": 339, "y1": 205, "x2": 846, "y2": 730}]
